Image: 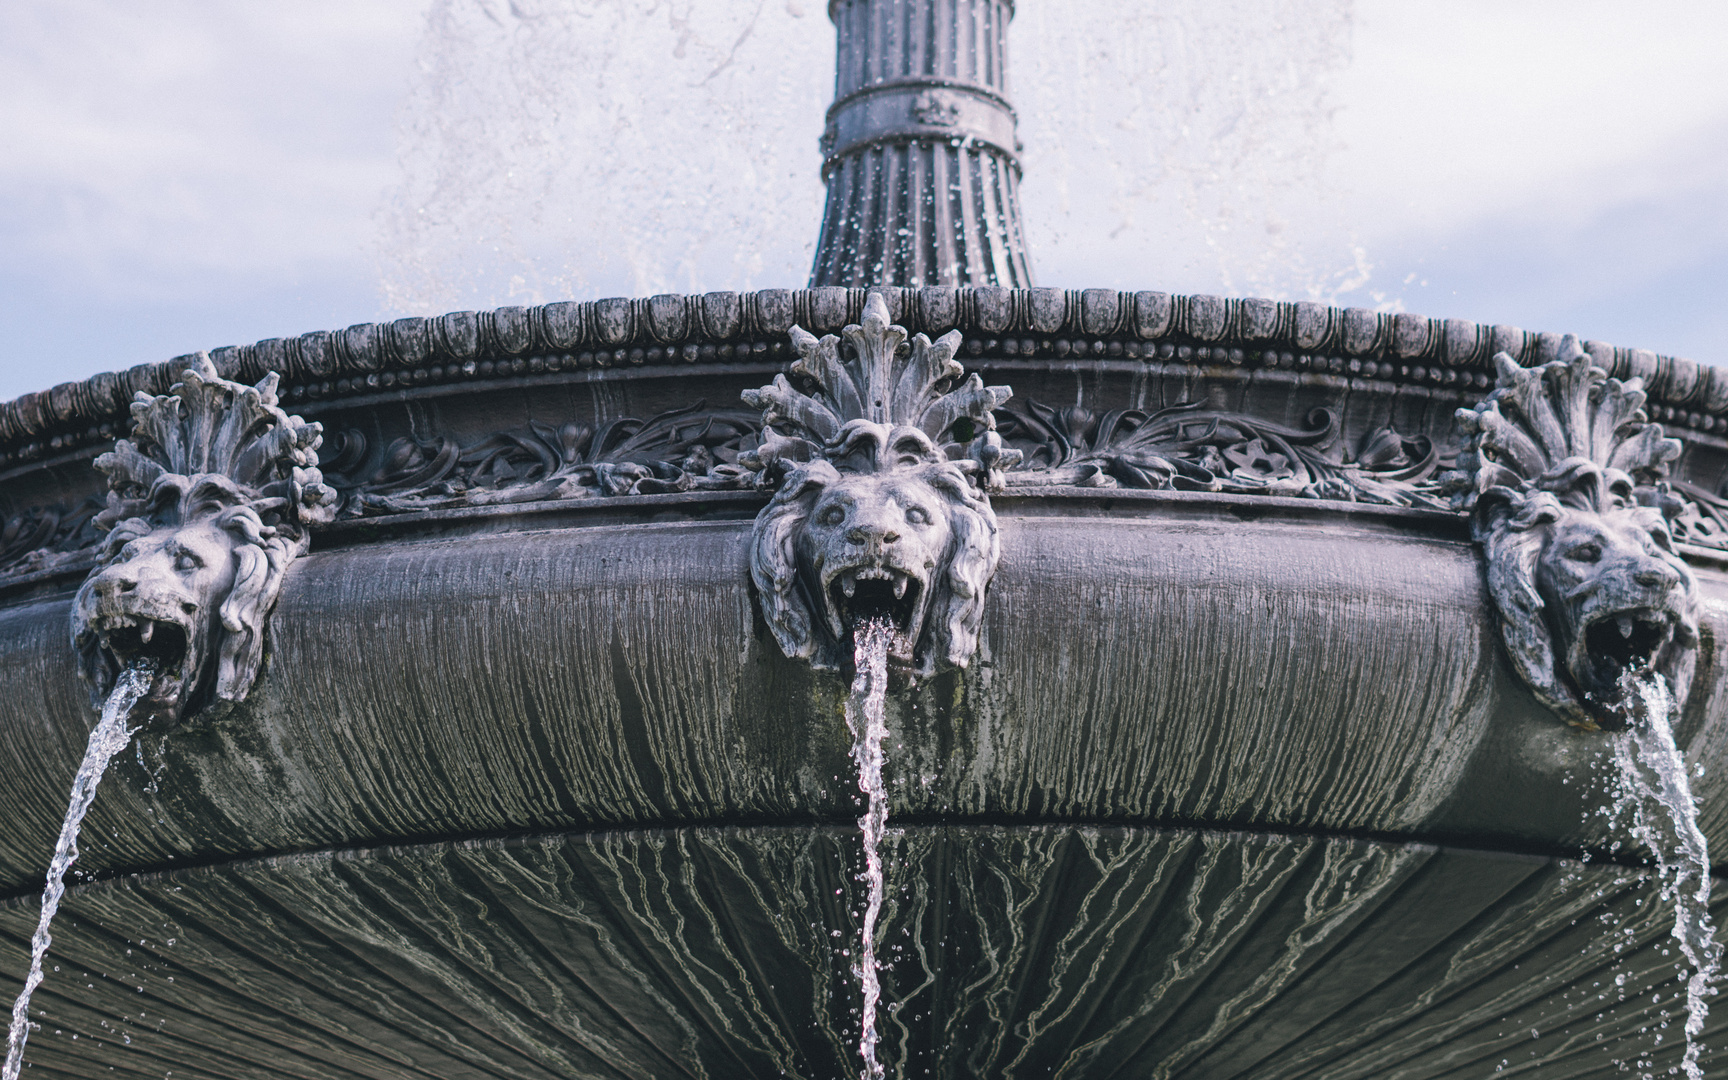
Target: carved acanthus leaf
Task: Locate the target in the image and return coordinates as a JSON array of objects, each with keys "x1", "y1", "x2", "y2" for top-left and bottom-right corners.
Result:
[
  {"x1": 996, "y1": 402, "x2": 1449, "y2": 508},
  {"x1": 744, "y1": 292, "x2": 1019, "y2": 490},
  {"x1": 1449, "y1": 338, "x2": 1679, "y2": 510},
  {"x1": 96, "y1": 356, "x2": 336, "y2": 533}
]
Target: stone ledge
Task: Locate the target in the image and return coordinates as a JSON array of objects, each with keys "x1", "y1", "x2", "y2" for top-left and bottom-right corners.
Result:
[{"x1": 1, "y1": 287, "x2": 1717, "y2": 465}]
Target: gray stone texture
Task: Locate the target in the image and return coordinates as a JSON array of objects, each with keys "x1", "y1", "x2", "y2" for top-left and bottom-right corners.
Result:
[{"x1": 2, "y1": 827, "x2": 1721, "y2": 1078}]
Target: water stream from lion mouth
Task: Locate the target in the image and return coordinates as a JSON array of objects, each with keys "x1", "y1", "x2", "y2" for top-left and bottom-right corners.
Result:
[
  {"x1": 1603, "y1": 669, "x2": 1721, "y2": 1079},
  {"x1": 3, "y1": 659, "x2": 156, "y2": 1080},
  {"x1": 845, "y1": 618, "x2": 893, "y2": 1080}
]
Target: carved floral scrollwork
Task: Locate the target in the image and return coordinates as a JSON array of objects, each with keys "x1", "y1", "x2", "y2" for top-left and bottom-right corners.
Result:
[
  {"x1": 323, "y1": 402, "x2": 762, "y2": 517},
  {"x1": 1663, "y1": 481, "x2": 1728, "y2": 551},
  {"x1": 995, "y1": 402, "x2": 1449, "y2": 508},
  {"x1": 0, "y1": 497, "x2": 104, "y2": 577}
]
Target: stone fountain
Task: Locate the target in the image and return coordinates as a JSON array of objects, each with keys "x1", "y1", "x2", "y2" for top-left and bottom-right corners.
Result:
[{"x1": 2, "y1": 2, "x2": 1727, "y2": 1077}]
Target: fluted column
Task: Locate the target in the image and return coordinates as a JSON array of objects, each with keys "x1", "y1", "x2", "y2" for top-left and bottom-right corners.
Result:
[{"x1": 810, "y1": 0, "x2": 1033, "y2": 288}]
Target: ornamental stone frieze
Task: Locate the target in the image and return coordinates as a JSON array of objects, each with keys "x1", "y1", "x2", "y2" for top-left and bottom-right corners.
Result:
[{"x1": 5, "y1": 289, "x2": 1728, "y2": 596}]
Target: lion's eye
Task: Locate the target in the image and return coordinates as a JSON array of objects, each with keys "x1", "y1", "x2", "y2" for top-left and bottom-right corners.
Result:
[
  {"x1": 905, "y1": 506, "x2": 932, "y2": 526},
  {"x1": 1567, "y1": 543, "x2": 1602, "y2": 563},
  {"x1": 174, "y1": 552, "x2": 202, "y2": 572},
  {"x1": 817, "y1": 505, "x2": 846, "y2": 526},
  {"x1": 1649, "y1": 529, "x2": 1673, "y2": 552}
]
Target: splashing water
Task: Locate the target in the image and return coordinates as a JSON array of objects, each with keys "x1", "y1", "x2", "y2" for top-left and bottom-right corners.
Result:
[
  {"x1": 1604, "y1": 669, "x2": 1721, "y2": 1079},
  {"x1": 844, "y1": 618, "x2": 893, "y2": 1080},
  {"x1": 382, "y1": 0, "x2": 1367, "y2": 314},
  {"x1": 3, "y1": 659, "x2": 156, "y2": 1080}
]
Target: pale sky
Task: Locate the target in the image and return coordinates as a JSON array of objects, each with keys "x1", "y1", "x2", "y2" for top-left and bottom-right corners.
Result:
[{"x1": 1, "y1": 1, "x2": 1725, "y2": 403}]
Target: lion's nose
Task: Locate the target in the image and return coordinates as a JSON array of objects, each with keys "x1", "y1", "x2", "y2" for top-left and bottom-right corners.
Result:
[
  {"x1": 1634, "y1": 562, "x2": 1679, "y2": 589},
  {"x1": 94, "y1": 572, "x2": 137, "y2": 597},
  {"x1": 846, "y1": 524, "x2": 900, "y2": 546}
]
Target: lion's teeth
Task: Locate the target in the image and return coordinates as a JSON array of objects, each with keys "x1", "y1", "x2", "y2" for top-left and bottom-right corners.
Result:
[
  {"x1": 893, "y1": 575, "x2": 908, "y2": 599},
  {"x1": 140, "y1": 622, "x2": 154, "y2": 644},
  {"x1": 842, "y1": 573, "x2": 857, "y2": 598},
  {"x1": 1617, "y1": 615, "x2": 1634, "y2": 639}
]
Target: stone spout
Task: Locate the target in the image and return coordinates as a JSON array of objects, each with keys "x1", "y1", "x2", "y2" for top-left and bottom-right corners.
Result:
[
  {"x1": 70, "y1": 356, "x2": 334, "y2": 724},
  {"x1": 743, "y1": 292, "x2": 1015, "y2": 675},
  {"x1": 811, "y1": 0, "x2": 1033, "y2": 288},
  {"x1": 1450, "y1": 336, "x2": 1701, "y2": 730}
]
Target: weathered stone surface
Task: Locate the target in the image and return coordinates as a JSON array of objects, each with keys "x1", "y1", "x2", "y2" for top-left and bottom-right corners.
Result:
[
  {"x1": 0, "y1": 826, "x2": 1719, "y2": 1079},
  {"x1": 6, "y1": 501, "x2": 1727, "y2": 898}
]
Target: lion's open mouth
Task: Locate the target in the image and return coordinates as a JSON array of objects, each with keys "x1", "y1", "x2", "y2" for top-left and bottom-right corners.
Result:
[
  {"x1": 1576, "y1": 608, "x2": 1675, "y2": 728},
  {"x1": 827, "y1": 566, "x2": 923, "y2": 637},
  {"x1": 1582, "y1": 610, "x2": 1670, "y2": 682},
  {"x1": 99, "y1": 615, "x2": 191, "y2": 694}
]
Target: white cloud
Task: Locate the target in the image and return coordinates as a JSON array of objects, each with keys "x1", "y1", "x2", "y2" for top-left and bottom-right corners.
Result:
[
  {"x1": 1, "y1": 0, "x2": 1724, "y2": 401},
  {"x1": 0, "y1": 1, "x2": 420, "y2": 293},
  {"x1": 1331, "y1": 0, "x2": 1728, "y2": 244}
]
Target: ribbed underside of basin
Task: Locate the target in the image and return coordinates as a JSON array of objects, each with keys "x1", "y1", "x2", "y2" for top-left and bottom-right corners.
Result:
[{"x1": 0, "y1": 825, "x2": 1722, "y2": 1080}]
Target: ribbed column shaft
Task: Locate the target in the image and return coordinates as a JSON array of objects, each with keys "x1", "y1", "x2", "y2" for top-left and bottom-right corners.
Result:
[{"x1": 810, "y1": 0, "x2": 1033, "y2": 288}]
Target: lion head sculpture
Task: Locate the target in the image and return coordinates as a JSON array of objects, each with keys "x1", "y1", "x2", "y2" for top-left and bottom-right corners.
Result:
[
  {"x1": 1453, "y1": 336, "x2": 1700, "y2": 730},
  {"x1": 72, "y1": 356, "x2": 335, "y2": 723},
  {"x1": 742, "y1": 293, "x2": 1016, "y2": 677}
]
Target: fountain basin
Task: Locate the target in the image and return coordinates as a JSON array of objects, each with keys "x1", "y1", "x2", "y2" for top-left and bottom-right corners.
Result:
[
  {"x1": 3, "y1": 287, "x2": 1727, "y2": 1077},
  {"x1": 4, "y1": 497, "x2": 1726, "y2": 886}
]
